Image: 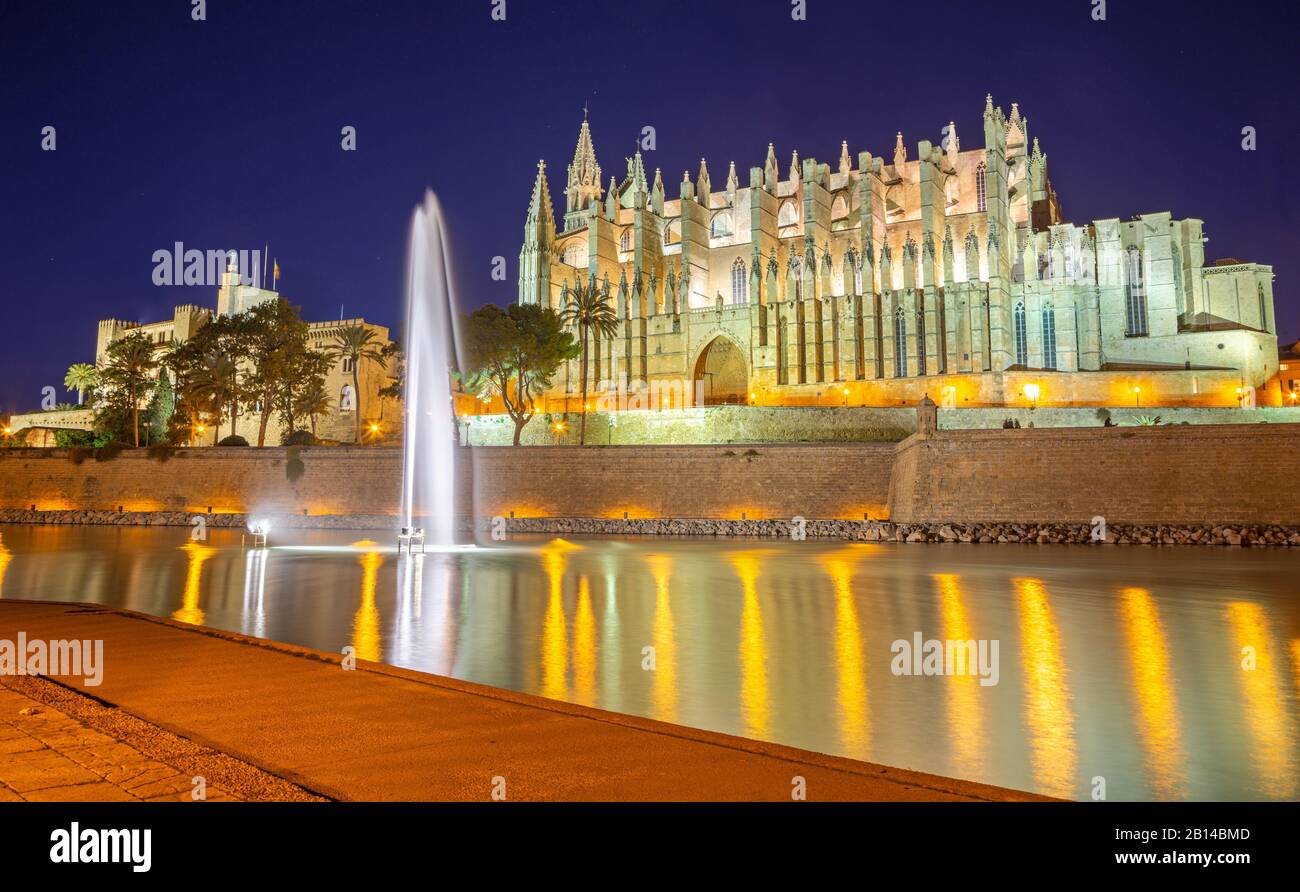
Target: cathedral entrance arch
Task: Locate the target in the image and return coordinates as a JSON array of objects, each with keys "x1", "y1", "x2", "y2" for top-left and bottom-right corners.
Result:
[{"x1": 692, "y1": 335, "x2": 748, "y2": 406}]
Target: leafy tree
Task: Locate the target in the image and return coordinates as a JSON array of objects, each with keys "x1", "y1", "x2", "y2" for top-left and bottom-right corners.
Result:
[
  {"x1": 325, "y1": 324, "x2": 388, "y2": 444},
  {"x1": 560, "y1": 280, "x2": 619, "y2": 444},
  {"x1": 94, "y1": 330, "x2": 158, "y2": 446},
  {"x1": 294, "y1": 378, "x2": 332, "y2": 439},
  {"x1": 143, "y1": 368, "x2": 176, "y2": 446},
  {"x1": 242, "y1": 299, "x2": 312, "y2": 446},
  {"x1": 463, "y1": 303, "x2": 578, "y2": 446},
  {"x1": 64, "y1": 363, "x2": 98, "y2": 405},
  {"x1": 188, "y1": 353, "x2": 240, "y2": 445}
]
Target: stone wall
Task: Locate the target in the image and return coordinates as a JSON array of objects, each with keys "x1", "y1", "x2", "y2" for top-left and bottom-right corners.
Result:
[
  {"x1": 0, "y1": 420, "x2": 1295, "y2": 527},
  {"x1": 890, "y1": 423, "x2": 1300, "y2": 525},
  {"x1": 0, "y1": 443, "x2": 897, "y2": 522},
  {"x1": 464, "y1": 444, "x2": 895, "y2": 521},
  {"x1": 0, "y1": 447, "x2": 401, "y2": 516},
  {"x1": 462, "y1": 405, "x2": 915, "y2": 445}
]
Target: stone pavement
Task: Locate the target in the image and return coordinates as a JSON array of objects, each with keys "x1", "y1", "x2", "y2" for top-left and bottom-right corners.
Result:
[{"x1": 0, "y1": 601, "x2": 1048, "y2": 802}]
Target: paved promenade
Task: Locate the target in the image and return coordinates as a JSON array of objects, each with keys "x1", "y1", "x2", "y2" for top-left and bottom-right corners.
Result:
[{"x1": 0, "y1": 601, "x2": 1045, "y2": 802}]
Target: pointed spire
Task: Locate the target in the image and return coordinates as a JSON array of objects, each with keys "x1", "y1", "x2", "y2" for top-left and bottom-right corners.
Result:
[
  {"x1": 726, "y1": 161, "x2": 738, "y2": 193},
  {"x1": 650, "y1": 166, "x2": 664, "y2": 215},
  {"x1": 1031, "y1": 136, "x2": 1043, "y2": 161},
  {"x1": 984, "y1": 93, "x2": 994, "y2": 117},
  {"x1": 1009, "y1": 102, "x2": 1021, "y2": 126},
  {"x1": 944, "y1": 121, "x2": 959, "y2": 157},
  {"x1": 565, "y1": 116, "x2": 602, "y2": 218},
  {"x1": 764, "y1": 143, "x2": 779, "y2": 191},
  {"x1": 629, "y1": 150, "x2": 648, "y2": 194},
  {"x1": 605, "y1": 175, "x2": 618, "y2": 221},
  {"x1": 893, "y1": 132, "x2": 907, "y2": 168},
  {"x1": 697, "y1": 158, "x2": 711, "y2": 204},
  {"x1": 839, "y1": 140, "x2": 851, "y2": 175},
  {"x1": 526, "y1": 159, "x2": 556, "y2": 230},
  {"x1": 788, "y1": 149, "x2": 800, "y2": 182}
]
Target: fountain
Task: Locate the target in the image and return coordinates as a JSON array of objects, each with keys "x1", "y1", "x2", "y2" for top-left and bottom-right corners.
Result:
[{"x1": 399, "y1": 191, "x2": 462, "y2": 545}]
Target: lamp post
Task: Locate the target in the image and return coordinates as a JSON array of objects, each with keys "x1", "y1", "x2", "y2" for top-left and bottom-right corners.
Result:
[
  {"x1": 1133, "y1": 385, "x2": 1141, "y2": 408},
  {"x1": 1024, "y1": 383, "x2": 1040, "y2": 409}
]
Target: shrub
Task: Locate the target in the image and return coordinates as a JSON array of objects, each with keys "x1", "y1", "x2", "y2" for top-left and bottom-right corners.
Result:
[
  {"x1": 55, "y1": 429, "x2": 94, "y2": 448},
  {"x1": 218, "y1": 435, "x2": 250, "y2": 447},
  {"x1": 282, "y1": 429, "x2": 319, "y2": 447}
]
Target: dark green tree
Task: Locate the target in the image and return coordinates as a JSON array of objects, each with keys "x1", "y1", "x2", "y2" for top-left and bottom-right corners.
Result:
[{"x1": 463, "y1": 303, "x2": 578, "y2": 446}]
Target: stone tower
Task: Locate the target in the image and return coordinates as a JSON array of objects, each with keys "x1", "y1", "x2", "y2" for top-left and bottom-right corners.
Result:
[
  {"x1": 518, "y1": 160, "x2": 557, "y2": 307},
  {"x1": 563, "y1": 114, "x2": 602, "y2": 232}
]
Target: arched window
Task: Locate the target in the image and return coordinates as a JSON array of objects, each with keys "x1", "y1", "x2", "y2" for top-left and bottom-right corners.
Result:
[
  {"x1": 1014, "y1": 301, "x2": 1028, "y2": 366},
  {"x1": 975, "y1": 163, "x2": 987, "y2": 213},
  {"x1": 620, "y1": 229, "x2": 631, "y2": 252},
  {"x1": 1042, "y1": 304, "x2": 1058, "y2": 370},
  {"x1": 562, "y1": 241, "x2": 586, "y2": 268},
  {"x1": 731, "y1": 258, "x2": 747, "y2": 305},
  {"x1": 778, "y1": 201, "x2": 799, "y2": 228},
  {"x1": 1124, "y1": 247, "x2": 1148, "y2": 336},
  {"x1": 893, "y1": 307, "x2": 907, "y2": 378},
  {"x1": 340, "y1": 384, "x2": 356, "y2": 412}
]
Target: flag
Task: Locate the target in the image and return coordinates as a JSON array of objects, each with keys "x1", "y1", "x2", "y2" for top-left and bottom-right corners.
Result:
[{"x1": 273, "y1": 259, "x2": 280, "y2": 287}]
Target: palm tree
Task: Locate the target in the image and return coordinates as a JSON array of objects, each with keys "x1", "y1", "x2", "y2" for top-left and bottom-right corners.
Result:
[
  {"x1": 326, "y1": 325, "x2": 387, "y2": 444},
  {"x1": 190, "y1": 353, "x2": 240, "y2": 444},
  {"x1": 102, "y1": 334, "x2": 158, "y2": 447},
  {"x1": 64, "y1": 363, "x2": 98, "y2": 405},
  {"x1": 294, "y1": 380, "x2": 332, "y2": 438},
  {"x1": 560, "y1": 281, "x2": 619, "y2": 444}
]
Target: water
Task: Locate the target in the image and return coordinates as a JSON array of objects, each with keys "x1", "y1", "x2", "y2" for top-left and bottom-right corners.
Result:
[
  {"x1": 399, "y1": 191, "x2": 460, "y2": 543},
  {"x1": 1, "y1": 524, "x2": 1297, "y2": 801}
]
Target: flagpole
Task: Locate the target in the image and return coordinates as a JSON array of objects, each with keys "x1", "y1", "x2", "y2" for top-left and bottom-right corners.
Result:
[{"x1": 262, "y1": 243, "x2": 268, "y2": 288}]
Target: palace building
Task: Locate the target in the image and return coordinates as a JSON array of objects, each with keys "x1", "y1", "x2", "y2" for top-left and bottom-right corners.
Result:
[{"x1": 519, "y1": 97, "x2": 1279, "y2": 408}]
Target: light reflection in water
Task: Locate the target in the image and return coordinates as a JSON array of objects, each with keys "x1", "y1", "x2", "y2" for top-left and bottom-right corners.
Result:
[
  {"x1": 1014, "y1": 577, "x2": 1078, "y2": 800},
  {"x1": 823, "y1": 550, "x2": 870, "y2": 759},
  {"x1": 934, "y1": 573, "x2": 983, "y2": 781},
  {"x1": 647, "y1": 553, "x2": 677, "y2": 723},
  {"x1": 1, "y1": 525, "x2": 1297, "y2": 801},
  {"x1": 1118, "y1": 587, "x2": 1186, "y2": 799},
  {"x1": 351, "y1": 543, "x2": 383, "y2": 663},
  {"x1": 1226, "y1": 601, "x2": 1296, "y2": 799},
  {"x1": 730, "y1": 551, "x2": 769, "y2": 740},
  {"x1": 172, "y1": 542, "x2": 215, "y2": 626},
  {"x1": 573, "y1": 576, "x2": 597, "y2": 707}
]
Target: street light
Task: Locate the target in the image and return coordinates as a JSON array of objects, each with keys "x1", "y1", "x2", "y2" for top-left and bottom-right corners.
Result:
[
  {"x1": 842, "y1": 387, "x2": 850, "y2": 407},
  {"x1": 1132, "y1": 385, "x2": 1141, "y2": 408},
  {"x1": 1024, "y1": 383, "x2": 1040, "y2": 409}
]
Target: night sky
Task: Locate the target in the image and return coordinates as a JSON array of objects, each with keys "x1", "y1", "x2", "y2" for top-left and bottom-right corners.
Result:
[{"x1": 1, "y1": 0, "x2": 1295, "y2": 414}]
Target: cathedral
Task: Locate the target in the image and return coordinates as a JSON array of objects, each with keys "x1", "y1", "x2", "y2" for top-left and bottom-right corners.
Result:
[{"x1": 518, "y1": 97, "x2": 1279, "y2": 409}]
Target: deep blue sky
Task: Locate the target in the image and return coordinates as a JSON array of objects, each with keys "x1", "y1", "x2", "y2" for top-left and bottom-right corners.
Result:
[{"x1": 1, "y1": 0, "x2": 1295, "y2": 413}]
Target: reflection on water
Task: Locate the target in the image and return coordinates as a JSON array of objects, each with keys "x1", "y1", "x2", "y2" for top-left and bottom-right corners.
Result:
[{"x1": 1, "y1": 524, "x2": 1298, "y2": 801}]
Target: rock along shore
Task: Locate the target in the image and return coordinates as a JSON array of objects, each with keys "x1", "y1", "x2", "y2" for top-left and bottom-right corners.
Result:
[{"x1": 1, "y1": 508, "x2": 1296, "y2": 547}]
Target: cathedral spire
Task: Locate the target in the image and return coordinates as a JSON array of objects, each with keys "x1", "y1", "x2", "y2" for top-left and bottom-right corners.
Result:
[
  {"x1": 893, "y1": 132, "x2": 907, "y2": 168},
  {"x1": 764, "y1": 143, "x2": 779, "y2": 191},
  {"x1": 984, "y1": 93, "x2": 994, "y2": 117},
  {"x1": 788, "y1": 149, "x2": 800, "y2": 183},
  {"x1": 649, "y1": 166, "x2": 664, "y2": 215},
  {"x1": 944, "y1": 121, "x2": 959, "y2": 157},
  {"x1": 696, "y1": 158, "x2": 711, "y2": 204},
  {"x1": 564, "y1": 116, "x2": 602, "y2": 223},
  {"x1": 526, "y1": 159, "x2": 555, "y2": 232},
  {"x1": 605, "y1": 174, "x2": 618, "y2": 222},
  {"x1": 839, "y1": 140, "x2": 851, "y2": 175},
  {"x1": 726, "y1": 160, "x2": 738, "y2": 193}
]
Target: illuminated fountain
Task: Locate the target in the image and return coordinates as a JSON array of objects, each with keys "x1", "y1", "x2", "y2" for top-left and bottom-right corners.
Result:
[{"x1": 400, "y1": 191, "x2": 462, "y2": 546}]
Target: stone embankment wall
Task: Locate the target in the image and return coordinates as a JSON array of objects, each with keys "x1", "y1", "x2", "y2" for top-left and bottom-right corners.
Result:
[{"x1": 0, "y1": 418, "x2": 1296, "y2": 533}]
